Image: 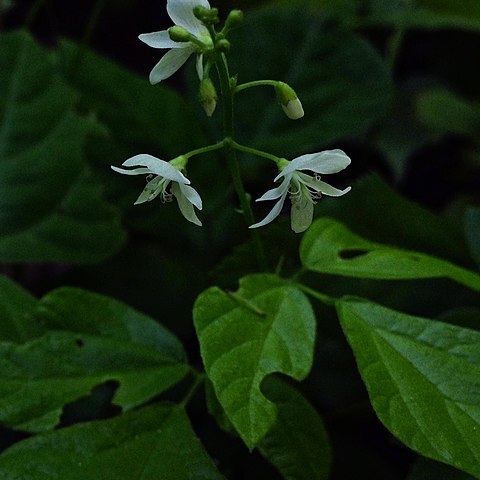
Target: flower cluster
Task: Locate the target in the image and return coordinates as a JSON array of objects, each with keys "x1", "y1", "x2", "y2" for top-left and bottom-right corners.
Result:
[{"x1": 111, "y1": 0, "x2": 352, "y2": 233}]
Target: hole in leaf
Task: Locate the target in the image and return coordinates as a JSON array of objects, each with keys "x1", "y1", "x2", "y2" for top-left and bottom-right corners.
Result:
[
  {"x1": 75, "y1": 338, "x2": 84, "y2": 348},
  {"x1": 338, "y1": 249, "x2": 370, "y2": 259}
]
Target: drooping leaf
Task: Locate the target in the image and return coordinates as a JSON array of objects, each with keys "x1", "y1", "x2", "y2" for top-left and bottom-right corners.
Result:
[
  {"x1": 0, "y1": 404, "x2": 224, "y2": 480},
  {"x1": 337, "y1": 298, "x2": 480, "y2": 478},
  {"x1": 0, "y1": 288, "x2": 188, "y2": 432},
  {"x1": 194, "y1": 274, "x2": 316, "y2": 449},
  {"x1": 0, "y1": 275, "x2": 40, "y2": 342},
  {"x1": 301, "y1": 217, "x2": 480, "y2": 292},
  {"x1": 230, "y1": 6, "x2": 392, "y2": 158},
  {"x1": 259, "y1": 377, "x2": 331, "y2": 480},
  {"x1": 0, "y1": 30, "x2": 125, "y2": 263}
]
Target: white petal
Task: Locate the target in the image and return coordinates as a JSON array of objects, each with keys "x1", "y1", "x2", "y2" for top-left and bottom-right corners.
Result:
[
  {"x1": 122, "y1": 154, "x2": 189, "y2": 184},
  {"x1": 178, "y1": 183, "x2": 203, "y2": 209},
  {"x1": 281, "y1": 98, "x2": 304, "y2": 120},
  {"x1": 172, "y1": 182, "x2": 202, "y2": 226},
  {"x1": 290, "y1": 195, "x2": 314, "y2": 233},
  {"x1": 167, "y1": 0, "x2": 210, "y2": 37},
  {"x1": 256, "y1": 177, "x2": 291, "y2": 202},
  {"x1": 111, "y1": 166, "x2": 152, "y2": 176},
  {"x1": 196, "y1": 53, "x2": 204, "y2": 80},
  {"x1": 297, "y1": 173, "x2": 351, "y2": 197},
  {"x1": 138, "y1": 30, "x2": 184, "y2": 49},
  {"x1": 249, "y1": 192, "x2": 288, "y2": 229},
  {"x1": 277, "y1": 149, "x2": 351, "y2": 179},
  {"x1": 149, "y1": 47, "x2": 194, "y2": 84}
]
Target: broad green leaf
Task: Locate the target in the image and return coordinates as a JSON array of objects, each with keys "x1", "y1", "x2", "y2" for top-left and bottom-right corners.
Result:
[
  {"x1": 230, "y1": 6, "x2": 392, "y2": 158},
  {"x1": 301, "y1": 217, "x2": 480, "y2": 292},
  {"x1": 0, "y1": 30, "x2": 125, "y2": 263},
  {"x1": 0, "y1": 275, "x2": 40, "y2": 342},
  {"x1": 465, "y1": 207, "x2": 480, "y2": 268},
  {"x1": 337, "y1": 298, "x2": 480, "y2": 478},
  {"x1": 59, "y1": 40, "x2": 205, "y2": 158},
  {"x1": 194, "y1": 274, "x2": 316, "y2": 449},
  {"x1": 33, "y1": 287, "x2": 186, "y2": 362},
  {"x1": 0, "y1": 288, "x2": 188, "y2": 432},
  {"x1": 259, "y1": 377, "x2": 331, "y2": 480},
  {"x1": 416, "y1": 88, "x2": 480, "y2": 138},
  {"x1": 0, "y1": 404, "x2": 224, "y2": 480}
]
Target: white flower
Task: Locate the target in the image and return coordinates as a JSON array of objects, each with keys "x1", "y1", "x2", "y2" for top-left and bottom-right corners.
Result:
[
  {"x1": 138, "y1": 0, "x2": 212, "y2": 84},
  {"x1": 111, "y1": 154, "x2": 203, "y2": 226},
  {"x1": 250, "y1": 150, "x2": 351, "y2": 233}
]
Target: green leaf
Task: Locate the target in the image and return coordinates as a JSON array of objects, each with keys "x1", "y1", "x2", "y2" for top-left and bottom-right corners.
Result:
[
  {"x1": 301, "y1": 217, "x2": 480, "y2": 292},
  {"x1": 465, "y1": 207, "x2": 480, "y2": 268},
  {"x1": 337, "y1": 298, "x2": 480, "y2": 478},
  {"x1": 0, "y1": 404, "x2": 224, "y2": 480},
  {"x1": 230, "y1": 6, "x2": 392, "y2": 157},
  {"x1": 0, "y1": 288, "x2": 188, "y2": 432},
  {"x1": 194, "y1": 274, "x2": 316, "y2": 449},
  {"x1": 0, "y1": 30, "x2": 125, "y2": 263},
  {"x1": 259, "y1": 377, "x2": 331, "y2": 480},
  {"x1": 0, "y1": 275, "x2": 41, "y2": 342},
  {"x1": 60, "y1": 40, "x2": 205, "y2": 157},
  {"x1": 416, "y1": 88, "x2": 480, "y2": 138}
]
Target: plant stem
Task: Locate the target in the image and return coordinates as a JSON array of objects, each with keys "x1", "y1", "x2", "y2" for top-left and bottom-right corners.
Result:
[
  {"x1": 235, "y1": 79, "x2": 278, "y2": 93},
  {"x1": 179, "y1": 372, "x2": 205, "y2": 408},
  {"x1": 215, "y1": 53, "x2": 268, "y2": 270},
  {"x1": 232, "y1": 140, "x2": 282, "y2": 165},
  {"x1": 293, "y1": 283, "x2": 336, "y2": 306},
  {"x1": 184, "y1": 139, "x2": 226, "y2": 159}
]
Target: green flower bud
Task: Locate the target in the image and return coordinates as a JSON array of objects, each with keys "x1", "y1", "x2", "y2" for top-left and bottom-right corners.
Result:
[
  {"x1": 216, "y1": 38, "x2": 231, "y2": 52},
  {"x1": 199, "y1": 78, "x2": 218, "y2": 117},
  {"x1": 168, "y1": 26, "x2": 191, "y2": 43},
  {"x1": 275, "y1": 82, "x2": 304, "y2": 120},
  {"x1": 193, "y1": 6, "x2": 219, "y2": 25},
  {"x1": 225, "y1": 9, "x2": 244, "y2": 30}
]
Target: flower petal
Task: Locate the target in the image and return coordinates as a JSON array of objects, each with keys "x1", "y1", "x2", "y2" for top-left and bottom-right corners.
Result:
[
  {"x1": 290, "y1": 195, "x2": 314, "y2": 233},
  {"x1": 178, "y1": 183, "x2": 203, "y2": 210},
  {"x1": 276, "y1": 149, "x2": 351, "y2": 179},
  {"x1": 172, "y1": 182, "x2": 202, "y2": 226},
  {"x1": 149, "y1": 46, "x2": 194, "y2": 84},
  {"x1": 138, "y1": 30, "x2": 184, "y2": 49},
  {"x1": 167, "y1": 0, "x2": 210, "y2": 37},
  {"x1": 122, "y1": 154, "x2": 189, "y2": 184},
  {"x1": 134, "y1": 177, "x2": 164, "y2": 205},
  {"x1": 196, "y1": 53, "x2": 204, "y2": 80},
  {"x1": 249, "y1": 191, "x2": 288, "y2": 229},
  {"x1": 256, "y1": 177, "x2": 291, "y2": 202},
  {"x1": 297, "y1": 173, "x2": 351, "y2": 197},
  {"x1": 111, "y1": 166, "x2": 152, "y2": 176}
]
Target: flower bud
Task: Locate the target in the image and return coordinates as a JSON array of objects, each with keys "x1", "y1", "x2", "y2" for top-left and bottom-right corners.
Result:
[
  {"x1": 199, "y1": 78, "x2": 218, "y2": 117},
  {"x1": 168, "y1": 26, "x2": 191, "y2": 43},
  {"x1": 215, "y1": 38, "x2": 231, "y2": 52},
  {"x1": 225, "y1": 9, "x2": 244, "y2": 31},
  {"x1": 193, "y1": 6, "x2": 219, "y2": 25},
  {"x1": 275, "y1": 82, "x2": 304, "y2": 120}
]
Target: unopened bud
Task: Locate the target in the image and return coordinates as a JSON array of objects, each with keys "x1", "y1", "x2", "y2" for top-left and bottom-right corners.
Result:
[
  {"x1": 193, "y1": 6, "x2": 219, "y2": 25},
  {"x1": 199, "y1": 78, "x2": 218, "y2": 117},
  {"x1": 168, "y1": 26, "x2": 191, "y2": 43},
  {"x1": 216, "y1": 38, "x2": 231, "y2": 52},
  {"x1": 225, "y1": 9, "x2": 244, "y2": 30},
  {"x1": 275, "y1": 82, "x2": 304, "y2": 120}
]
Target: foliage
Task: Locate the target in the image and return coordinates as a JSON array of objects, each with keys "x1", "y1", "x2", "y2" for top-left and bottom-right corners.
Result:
[{"x1": 0, "y1": 0, "x2": 479, "y2": 479}]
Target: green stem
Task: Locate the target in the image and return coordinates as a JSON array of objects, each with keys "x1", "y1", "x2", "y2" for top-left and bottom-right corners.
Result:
[
  {"x1": 184, "y1": 139, "x2": 226, "y2": 159},
  {"x1": 293, "y1": 283, "x2": 336, "y2": 306},
  {"x1": 25, "y1": 0, "x2": 47, "y2": 27},
  {"x1": 386, "y1": 28, "x2": 405, "y2": 74},
  {"x1": 179, "y1": 372, "x2": 205, "y2": 408},
  {"x1": 235, "y1": 79, "x2": 278, "y2": 93},
  {"x1": 232, "y1": 140, "x2": 283, "y2": 165},
  {"x1": 215, "y1": 54, "x2": 268, "y2": 270}
]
